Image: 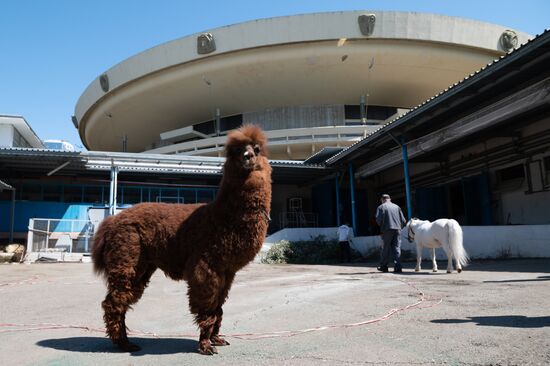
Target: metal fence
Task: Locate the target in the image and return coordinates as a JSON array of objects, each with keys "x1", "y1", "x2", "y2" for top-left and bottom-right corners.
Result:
[
  {"x1": 278, "y1": 211, "x2": 318, "y2": 229},
  {"x1": 27, "y1": 218, "x2": 94, "y2": 255}
]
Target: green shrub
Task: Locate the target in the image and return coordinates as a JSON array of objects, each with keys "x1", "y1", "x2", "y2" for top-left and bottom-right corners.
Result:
[{"x1": 262, "y1": 235, "x2": 362, "y2": 264}]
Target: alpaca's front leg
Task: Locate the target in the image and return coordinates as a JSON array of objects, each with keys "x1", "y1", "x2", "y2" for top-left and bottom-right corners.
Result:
[
  {"x1": 415, "y1": 244, "x2": 422, "y2": 272},
  {"x1": 431, "y1": 248, "x2": 438, "y2": 272},
  {"x1": 210, "y1": 271, "x2": 234, "y2": 347},
  {"x1": 188, "y1": 262, "x2": 222, "y2": 355},
  {"x1": 210, "y1": 307, "x2": 230, "y2": 346},
  {"x1": 196, "y1": 311, "x2": 218, "y2": 355}
]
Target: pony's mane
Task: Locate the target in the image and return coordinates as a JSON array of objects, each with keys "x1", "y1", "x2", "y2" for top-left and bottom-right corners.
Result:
[{"x1": 225, "y1": 124, "x2": 268, "y2": 156}]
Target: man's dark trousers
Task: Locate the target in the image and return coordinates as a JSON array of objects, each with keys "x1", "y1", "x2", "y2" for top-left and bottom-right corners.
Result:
[
  {"x1": 380, "y1": 229, "x2": 402, "y2": 270},
  {"x1": 339, "y1": 241, "x2": 351, "y2": 263}
]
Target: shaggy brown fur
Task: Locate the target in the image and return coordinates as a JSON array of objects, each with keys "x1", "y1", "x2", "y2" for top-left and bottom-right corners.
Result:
[{"x1": 92, "y1": 125, "x2": 272, "y2": 355}]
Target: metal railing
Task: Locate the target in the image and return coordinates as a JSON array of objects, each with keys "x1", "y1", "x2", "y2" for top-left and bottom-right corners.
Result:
[
  {"x1": 27, "y1": 218, "x2": 94, "y2": 255},
  {"x1": 279, "y1": 211, "x2": 318, "y2": 229}
]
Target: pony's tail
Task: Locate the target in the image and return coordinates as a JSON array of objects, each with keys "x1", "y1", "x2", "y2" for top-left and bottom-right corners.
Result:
[
  {"x1": 447, "y1": 219, "x2": 469, "y2": 268},
  {"x1": 91, "y1": 215, "x2": 114, "y2": 275}
]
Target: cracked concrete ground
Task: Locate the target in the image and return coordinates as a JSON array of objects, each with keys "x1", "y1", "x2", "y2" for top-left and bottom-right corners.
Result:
[{"x1": 0, "y1": 259, "x2": 548, "y2": 365}]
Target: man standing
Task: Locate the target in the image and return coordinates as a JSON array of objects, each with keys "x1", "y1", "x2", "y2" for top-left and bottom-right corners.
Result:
[
  {"x1": 337, "y1": 221, "x2": 354, "y2": 263},
  {"x1": 376, "y1": 194, "x2": 407, "y2": 273}
]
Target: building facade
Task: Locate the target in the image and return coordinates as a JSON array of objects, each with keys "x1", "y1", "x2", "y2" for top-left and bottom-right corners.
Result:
[{"x1": 74, "y1": 11, "x2": 529, "y2": 159}]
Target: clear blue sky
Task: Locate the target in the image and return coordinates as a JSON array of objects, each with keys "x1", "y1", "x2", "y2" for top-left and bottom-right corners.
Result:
[{"x1": 1, "y1": 0, "x2": 548, "y2": 150}]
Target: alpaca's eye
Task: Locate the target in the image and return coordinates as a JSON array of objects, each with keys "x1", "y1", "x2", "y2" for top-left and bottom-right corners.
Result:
[{"x1": 253, "y1": 145, "x2": 261, "y2": 155}]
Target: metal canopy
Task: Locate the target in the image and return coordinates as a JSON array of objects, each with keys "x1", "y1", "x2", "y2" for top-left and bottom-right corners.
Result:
[
  {"x1": 0, "y1": 148, "x2": 332, "y2": 185},
  {"x1": 0, "y1": 179, "x2": 14, "y2": 190}
]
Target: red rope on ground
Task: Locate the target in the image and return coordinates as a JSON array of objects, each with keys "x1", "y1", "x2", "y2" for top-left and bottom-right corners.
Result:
[
  {"x1": 0, "y1": 277, "x2": 442, "y2": 339},
  {"x1": 0, "y1": 275, "x2": 40, "y2": 288}
]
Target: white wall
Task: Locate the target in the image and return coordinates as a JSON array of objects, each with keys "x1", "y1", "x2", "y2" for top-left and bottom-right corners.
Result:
[
  {"x1": 264, "y1": 225, "x2": 550, "y2": 259},
  {"x1": 0, "y1": 125, "x2": 14, "y2": 147}
]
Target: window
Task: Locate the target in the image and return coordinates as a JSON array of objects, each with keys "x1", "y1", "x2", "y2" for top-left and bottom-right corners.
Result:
[
  {"x1": 83, "y1": 185, "x2": 105, "y2": 204},
  {"x1": 194, "y1": 120, "x2": 216, "y2": 135},
  {"x1": 496, "y1": 164, "x2": 525, "y2": 183},
  {"x1": 220, "y1": 114, "x2": 243, "y2": 132},
  {"x1": 63, "y1": 185, "x2": 83, "y2": 203},
  {"x1": 344, "y1": 105, "x2": 397, "y2": 123},
  {"x1": 12, "y1": 129, "x2": 32, "y2": 148},
  {"x1": 43, "y1": 185, "x2": 62, "y2": 202},
  {"x1": 20, "y1": 184, "x2": 42, "y2": 200},
  {"x1": 122, "y1": 187, "x2": 142, "y2": 204}
]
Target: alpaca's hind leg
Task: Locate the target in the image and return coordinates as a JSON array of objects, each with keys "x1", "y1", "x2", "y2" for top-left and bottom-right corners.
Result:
[
  {"x1": 210, "y1": 272, "x2": 235, "y2": 347},
  {"x1": 431, "y1": 248, "x2": 438, "y2": 272},
  {"x1": 102, "y1": 265, "x2": 156, "y2": 352},
  {"x1": 102, "y1": 278, "x2": 140, "y2": 352}
]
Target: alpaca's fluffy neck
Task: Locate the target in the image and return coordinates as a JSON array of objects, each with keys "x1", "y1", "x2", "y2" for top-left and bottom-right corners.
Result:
[{"x1": 214, "y1": 169, "x2": 271, "y2": 215}]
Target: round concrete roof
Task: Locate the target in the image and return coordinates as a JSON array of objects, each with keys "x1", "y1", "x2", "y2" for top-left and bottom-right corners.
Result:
[{"x1": 75, "y1": 11, "x2": 530, "y2": 152}]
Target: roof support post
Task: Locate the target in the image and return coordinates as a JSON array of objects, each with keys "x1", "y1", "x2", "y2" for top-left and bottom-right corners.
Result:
[
  {"x1": 401, "y1": 138, "x2": 413, "y2": 220},
  {"x1": 109, "y1": 165, "x2": 119, "y2": 216},
  {"x1": 335, "y1": 172, "x2": 341, "y2": 227},
  {"x1": 348, "y1": 163, "x2": 357, "y2": 234},
  {"x1": 9, "y1": 189, "x2": 15, "y2": 243}
]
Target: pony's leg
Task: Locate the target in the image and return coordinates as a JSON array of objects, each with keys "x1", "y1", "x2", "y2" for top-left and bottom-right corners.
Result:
[
  {"x1": 456, "y1": 256, "x2": 463, "y2": 273},
  {"x1": 210, "y1": 272, "x2": 235, "y2": 347},
  {"x1": 431, "y1": 248, "x2": 438, "y2": 272},
  {"x1": 415, "y1": 244, "x2": 422, "y2": 272},
  {"x1": 445, "y1": 249, "x2": 454, "y2": 273}
]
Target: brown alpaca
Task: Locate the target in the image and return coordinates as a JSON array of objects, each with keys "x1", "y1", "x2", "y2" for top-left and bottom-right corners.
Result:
[{"x1": 92, "y1": 125, "x2": 272, "y2": 355}]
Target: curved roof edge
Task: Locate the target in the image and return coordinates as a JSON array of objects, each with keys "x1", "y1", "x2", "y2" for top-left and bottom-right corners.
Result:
[{"x1": 75, "y1": 11, "x2": 531, "y2": 123}]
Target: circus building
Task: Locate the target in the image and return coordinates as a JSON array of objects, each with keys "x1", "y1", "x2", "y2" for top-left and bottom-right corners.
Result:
[
  {"x1": 3, "y1": 11, "x2": 550, "y2": 261},
  {"x1": 74, "y1": 11, "x2": 529, "y2": 160}
]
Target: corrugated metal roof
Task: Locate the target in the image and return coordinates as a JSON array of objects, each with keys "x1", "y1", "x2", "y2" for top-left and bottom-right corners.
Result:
[
  {"x1": 0, "y1": 147, "x2": 331, "y2": 183},
  {"x1": 326, "y1": 28, "x2": 550, "y2": 165}
]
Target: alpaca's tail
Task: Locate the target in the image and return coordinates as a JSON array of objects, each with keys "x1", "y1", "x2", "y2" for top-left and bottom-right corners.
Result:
[
  {"x1": 447, "y1": 219, "x2": 469, "y2": 268},
  {"x1": 91, "y1": 215, "x2": 115, "y2": 275}
]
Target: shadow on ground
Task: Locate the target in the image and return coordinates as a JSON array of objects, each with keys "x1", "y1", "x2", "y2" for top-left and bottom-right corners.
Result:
[
  {"x1": 333, "y1": 259, "x2": 550, "y2": 274},
  {"x1": 431, "y1": 315, "x2": 550, "y2": 328},
  {"x1": 37, "y1": 336, "x2": 197, "y2": 355},
  {"x1": 483, "y1": 275, "x2": 550, "y2": 283}
]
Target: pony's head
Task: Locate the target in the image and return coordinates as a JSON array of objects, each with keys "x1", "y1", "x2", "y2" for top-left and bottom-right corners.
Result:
[
  {"x1": 406, "y1": 217, "x2": 421, "y2": 243},
  {"x1": 224, "y1": 124, "x2": 270, "y2": 174}
]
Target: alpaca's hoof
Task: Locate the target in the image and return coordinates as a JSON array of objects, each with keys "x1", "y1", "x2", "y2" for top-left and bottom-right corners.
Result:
[
  {"x1": 199, "y1": 345, "x2": 218, "y2": 355},
  {"x1": 198, "y1": 339, "x2": 218, "y2": 355},
  {"x1": 433, "y1": 269, "x2": 438, "y2": 272},
  {"x1": 446, "y1": 270, "x2": 452, "y2": 273},
  {"x1": 118, "y1": 342, "x2": 141, "y2": 352},
  {"x1": 210, "y1": 335, "x2": 230, "y2": 346},
  {"x1": 415, "y1": 268, "x2": 420, "y2": 272},
  {"x1": 457, "y1": 268, "x2": 462, "y2": 273}
]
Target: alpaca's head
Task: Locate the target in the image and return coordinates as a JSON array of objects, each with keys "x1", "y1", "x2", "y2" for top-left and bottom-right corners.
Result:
[{"x1": 224, "y1": 124, "x2": 270, "y2": 174}]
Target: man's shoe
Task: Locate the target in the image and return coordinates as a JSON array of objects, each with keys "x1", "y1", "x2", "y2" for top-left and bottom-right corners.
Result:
[
  {"x1": 393, "y1": 268, "x2": 403, "y2": 273},
  {"x1": 377, "y1": 266, "x2": 389, "y2": 273}
]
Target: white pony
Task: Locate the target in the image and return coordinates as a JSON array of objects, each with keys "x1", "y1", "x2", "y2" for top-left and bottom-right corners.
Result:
[{"x1": 406, "y1": 218, "x2": 469, "y2": 273}]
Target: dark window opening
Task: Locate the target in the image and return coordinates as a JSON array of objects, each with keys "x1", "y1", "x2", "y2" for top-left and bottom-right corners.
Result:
[
  {"x1": 497, "y1": 164, "x2": 525, "y2": 183},
  {"x1": 194, "y1": 120, "x2": 216, "y2": 135},
  {"x1": 220, "y1": 114, "x2": 242, "y2": 132},
  {"x1": 344, "y1": 105, "x2": 397, "y2": 122}
]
